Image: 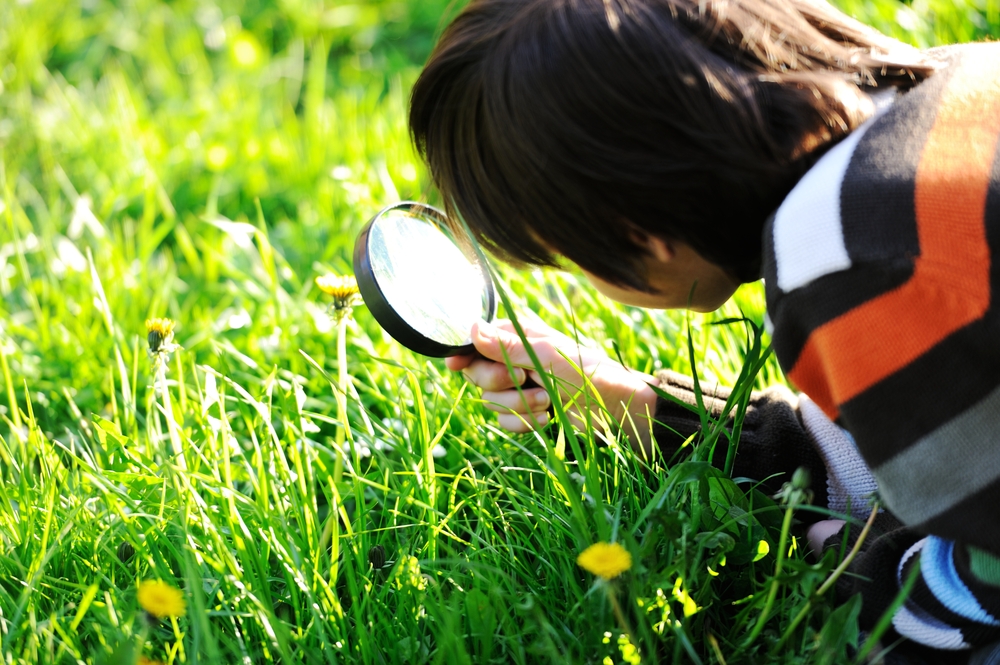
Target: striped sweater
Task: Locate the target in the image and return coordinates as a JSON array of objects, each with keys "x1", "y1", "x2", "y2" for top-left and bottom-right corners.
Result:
[{"x1": 763, "y1": 42, "x2": 1000, "y2": 652}]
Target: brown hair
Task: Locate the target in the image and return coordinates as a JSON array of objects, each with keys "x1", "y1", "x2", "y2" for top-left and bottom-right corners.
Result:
[{"x1": 410, "y1": 0, "x2": 937, "y2": 289}]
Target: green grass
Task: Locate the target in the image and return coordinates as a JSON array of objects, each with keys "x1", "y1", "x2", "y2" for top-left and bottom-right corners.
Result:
[{"x1": 1, "y1": 1, "x2": 997, "y2": 663}]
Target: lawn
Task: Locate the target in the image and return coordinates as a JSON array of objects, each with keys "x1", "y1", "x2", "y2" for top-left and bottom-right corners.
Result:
[{"x1": 1, "y1": 1, "x2": 997, "y2": 663}]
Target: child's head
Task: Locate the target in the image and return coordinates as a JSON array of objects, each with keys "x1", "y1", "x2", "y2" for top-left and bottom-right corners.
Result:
[{"x1": 410, "y1": 0, "x2": 934, "y2": 295}]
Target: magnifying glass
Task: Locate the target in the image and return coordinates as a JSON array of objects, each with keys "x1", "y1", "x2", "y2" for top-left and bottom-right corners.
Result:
[{"x1": 353, "y1": 201, "x2": 497, "y2": 357}]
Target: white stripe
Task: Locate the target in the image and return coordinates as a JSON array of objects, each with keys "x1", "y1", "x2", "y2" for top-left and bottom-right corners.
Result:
[
  {"x1": 893, "y1": 538, "x2": 975, "y2": 651},
  {"x1": 897, "y1": 537, "x2": 929, "y2": 583},
  {"x1": 799, "y1": 396, "x2": 878, "y2": 515},
  {"x1": 893, "y1": 605, "x2": 971, "y2": 650},
  {"x1": 773, "y1": 103, "x2": 892, "y2": 293}
]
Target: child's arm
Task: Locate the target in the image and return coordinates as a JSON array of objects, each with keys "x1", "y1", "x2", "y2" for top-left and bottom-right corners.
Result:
[{"x1": 447, "y1": 321, "x2": 836, "y2": 508}]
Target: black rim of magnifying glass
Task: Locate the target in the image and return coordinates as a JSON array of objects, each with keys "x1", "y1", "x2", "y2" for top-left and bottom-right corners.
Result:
[{"x1": 353, "y1": 201, "x2": 497, "y2": 358}]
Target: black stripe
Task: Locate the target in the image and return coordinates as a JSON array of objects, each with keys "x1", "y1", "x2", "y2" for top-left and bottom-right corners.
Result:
[
  {"x1": 905, "y1": 551, "x2": 1000, "y2": 647},
  {"x1": 922, "y1": 481, "x2": 1000, "y2": 556},
  {"x1": 954, "y1": 545, "x2": 1000, "y2": 619},
  {"x1": 838, "y1": 53, "x2": 959, "y2": 265},
  {"x1": 905, "y1": 554, "x2": 974, "y2": 628},
  {"x1": 988, "y1": 95, "x2": 1000, "y2": 322}
]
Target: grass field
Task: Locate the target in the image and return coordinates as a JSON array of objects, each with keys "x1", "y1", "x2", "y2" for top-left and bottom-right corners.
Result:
[{"x1": 1, "y1": 1, "x2": 998, "y2": 663}]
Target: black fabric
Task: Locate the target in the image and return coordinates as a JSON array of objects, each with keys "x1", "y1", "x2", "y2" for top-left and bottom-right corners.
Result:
[
  {"x1": 821, "y1": 515, "x2": 942, "y2": 662},
  {"x1": 650, "y1": 370, "x2": 829, "y2": 513},
  {"x1": 838, "y1": 49, "x2": 955, "y2": 266},
  {"x1": 970, "y1": 639, "x2": 1000, "y2": 665},
  {"x1": 954, "y1": 545, "x2": 1000, "y2": 618},
  {"x1": 922, "y1": 483, "x2": 1000, "y2": 557},
  {"x1": 826, "y1": 511, "x2": 912, "y2": 627},
  {"x1": 904, "y1": 552, "x2": 1000, "y2": 648}
]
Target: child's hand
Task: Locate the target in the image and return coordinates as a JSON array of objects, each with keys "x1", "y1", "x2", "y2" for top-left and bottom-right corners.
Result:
[{"x1": 445, "y1": 319, "x2": 659, "y2": 452}]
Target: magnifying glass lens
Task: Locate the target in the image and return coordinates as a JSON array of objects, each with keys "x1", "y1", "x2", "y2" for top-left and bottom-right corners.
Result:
[{"x1": 354, "y1": 203, "x2": 496, "y2": 357}]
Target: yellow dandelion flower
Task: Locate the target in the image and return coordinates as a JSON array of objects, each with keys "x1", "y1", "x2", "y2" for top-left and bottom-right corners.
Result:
[
  {"x1": 145, "y1": 318, "x2": 176, "y2": 355},
  {"x1": 577, "y1": 542, "x2": 632, "y2": 580},
  {"x1": 137, "y1": 580, "x2": 186, "y2": 619},
  {"x1": 315, "y1": 274, "x2": 363, "y2": 311},
  {"x1": 138, "y1": 657, "x2": 166, "y2": 665}
]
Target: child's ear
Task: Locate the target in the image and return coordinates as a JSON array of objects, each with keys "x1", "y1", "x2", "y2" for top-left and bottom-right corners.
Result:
[
  {"x1": 646, "y1": 236, "x2": 675, "y2": 263},
  {"x1": 626, "y1": 228, "x2": 675, "y2": 263}
]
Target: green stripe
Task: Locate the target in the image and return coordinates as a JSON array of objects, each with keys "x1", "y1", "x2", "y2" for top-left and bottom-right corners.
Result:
[{"x1": 969, "y1": 547, "x2": 1000, "y2": 588}]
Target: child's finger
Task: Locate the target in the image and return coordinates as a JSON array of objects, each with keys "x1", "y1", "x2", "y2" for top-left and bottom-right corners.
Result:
[
  {"x1": 471, "y1": 320, "x2": 557, "y2": 368},
  {"x1": 480, "y1": 388, "x2": 551, "y2": 415},
  {"x1": 461, "y1": 358, "x2": 527, "y2": 391},
  {"x1": 497, "y1": 411, "x2": 549, "y2": 433},
  {"x1": 445, "y1": 353, "x2": 477, "y2": 371}
]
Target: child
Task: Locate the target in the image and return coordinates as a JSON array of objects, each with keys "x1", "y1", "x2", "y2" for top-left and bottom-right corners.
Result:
[{"x1": 408, "y1": 0, "x2": 1000, "y2": 659}]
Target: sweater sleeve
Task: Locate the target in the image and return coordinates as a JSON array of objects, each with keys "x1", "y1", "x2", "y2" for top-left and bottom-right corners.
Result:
[
  {"x1": 767, "y1": 239, "x2": 1000, "y2": 649},
  {"x1": 774, "y1": 281, "x2": 1000, "y2": 652}
]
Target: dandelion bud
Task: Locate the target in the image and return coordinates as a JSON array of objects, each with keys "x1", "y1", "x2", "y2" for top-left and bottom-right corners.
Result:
[
  {"x1": 117, "y1": 541, "x2": 135, "y2": 563},
  {"x1": 791, "y1": 466, "x2": 811, "y2": 491},
  {"x1": 368, "y1": 544, "x2": 386, "y2": 570},
  {"x1": 145, "y1": 318, "x2": 176, "y2": 355},
  {"x1": 776, "y1": 466, "x2": 814, "y2": 507}
]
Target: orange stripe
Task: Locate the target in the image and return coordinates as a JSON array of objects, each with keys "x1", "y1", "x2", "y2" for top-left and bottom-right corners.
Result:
[{"x1": 789, "y1": 48, "x2": 1000, "y2": 419}]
